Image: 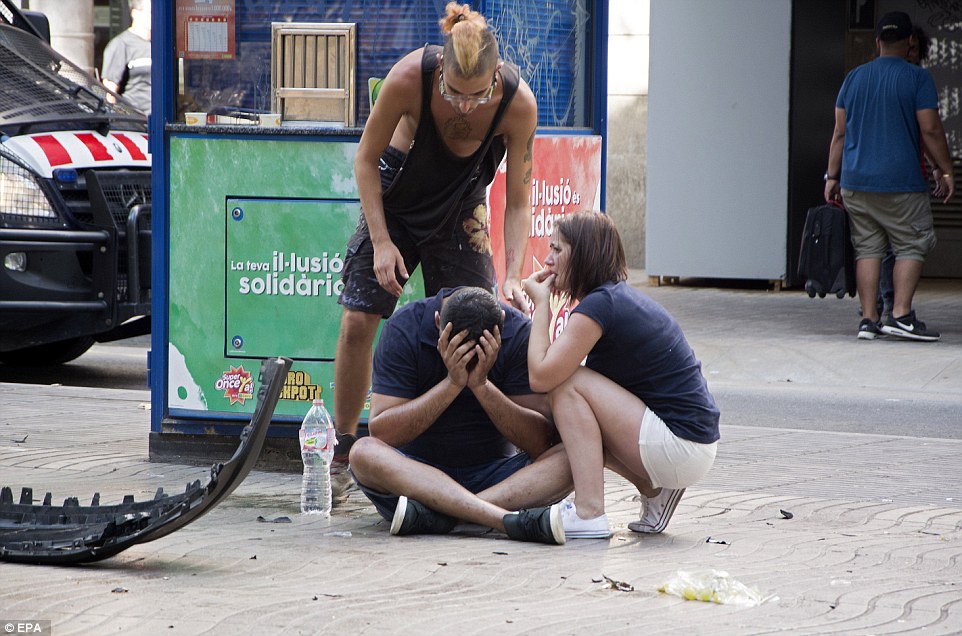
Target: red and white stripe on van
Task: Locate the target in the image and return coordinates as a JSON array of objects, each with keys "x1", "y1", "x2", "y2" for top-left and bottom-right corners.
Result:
[{"x1": 2, "y1": 130, "x2": 150, "y2": 178}]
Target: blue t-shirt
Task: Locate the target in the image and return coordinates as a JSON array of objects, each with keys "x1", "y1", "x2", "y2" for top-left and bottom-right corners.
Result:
[
  {"x1": 371, "y1": 289, "x2": 533, "y2": 467},
  {"x1": 835, "y1": 56, "x2": 938, "y2": 192},
  {"x1": 572, "y1": 281, "x2": 720, "y2": 444}
]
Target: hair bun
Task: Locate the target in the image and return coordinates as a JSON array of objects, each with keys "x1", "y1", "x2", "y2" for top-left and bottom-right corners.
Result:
[{"x1": 439, "y1": 2, "x2": 486, "y2": 35}]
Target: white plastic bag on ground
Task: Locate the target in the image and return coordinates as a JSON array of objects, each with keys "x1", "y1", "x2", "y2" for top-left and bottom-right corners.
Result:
[{"x1": 658, "y1": 569, "x2": 770, "y2": 606}]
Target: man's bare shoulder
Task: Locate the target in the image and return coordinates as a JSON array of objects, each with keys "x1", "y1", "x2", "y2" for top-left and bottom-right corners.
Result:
[
  {"x1": 375, "y1": 48, "x2": 427, "y2": 112},
  {"x1": 500, "y1": 76, "x2": 538, "y2": 138},
  {"x1": 385, "y1": 48, "x2": 427, "y2": 86}
]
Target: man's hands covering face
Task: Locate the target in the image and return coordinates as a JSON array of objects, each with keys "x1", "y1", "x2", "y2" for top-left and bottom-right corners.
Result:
[{"x1": 438, "y1": 322, "x2": 502, "y2": 389}]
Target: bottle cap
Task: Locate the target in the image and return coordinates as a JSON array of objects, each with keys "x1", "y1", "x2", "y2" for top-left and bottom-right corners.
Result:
[{"x1": 312, "y1": 398, "x2": 324, "y2": 406}]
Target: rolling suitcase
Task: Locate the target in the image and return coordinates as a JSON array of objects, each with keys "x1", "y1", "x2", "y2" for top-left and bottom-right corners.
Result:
[{"x1": 797, "y1": 200, "x2": 856, "y2": 298}]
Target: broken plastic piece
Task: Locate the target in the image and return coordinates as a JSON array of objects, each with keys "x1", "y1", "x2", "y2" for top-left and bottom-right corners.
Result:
[
  {"x1": 602, "y1": 574, "x2": 634, "y2": 592},
  {"x1": 659, "y1": 569, "x2": 770, "y2": 606},
  {"x1": 0, "y1": 357, "x2": 292, "y2": 565}
]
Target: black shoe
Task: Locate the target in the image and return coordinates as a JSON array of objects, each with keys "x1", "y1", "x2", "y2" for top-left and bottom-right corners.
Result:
[
  {"x1": 502, "y1": 504, "x2": 565, "y2": 545},
  {"x1": 389, "y1": 496, "x2": 457, "y2": 536},
  {"x1": 857, "y1": 318, "x2": 882, "y2": 340},
  {"x1": 880, "y1": 312, "x2": 940, "y2": 342},
  {"x1": 333, "y1": 432, "x2": 357, "y2": 458}
]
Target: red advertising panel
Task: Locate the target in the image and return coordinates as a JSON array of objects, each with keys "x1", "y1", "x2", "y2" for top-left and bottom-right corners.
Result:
[{"x1": 488, "y1": 135, "x2": 602, "y2": 335}]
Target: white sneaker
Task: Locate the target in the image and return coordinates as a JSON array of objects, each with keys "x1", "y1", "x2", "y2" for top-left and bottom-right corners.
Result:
[
  {"x1": 559, "y1": 500, "x2": 611, "y2": 539},
  {"x1": 628, "y1": 488, "x2": 685, "y2": 534}
]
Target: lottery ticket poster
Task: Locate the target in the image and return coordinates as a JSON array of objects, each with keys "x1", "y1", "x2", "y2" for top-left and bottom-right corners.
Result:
[{"x1": 176, "y1": 0, "x2": 236, "y2": 60}]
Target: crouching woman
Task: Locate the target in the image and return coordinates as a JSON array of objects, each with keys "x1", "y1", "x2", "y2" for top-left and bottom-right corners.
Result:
[{"x1": 522, "y1": 211, "x2": 719, "y2": 539}]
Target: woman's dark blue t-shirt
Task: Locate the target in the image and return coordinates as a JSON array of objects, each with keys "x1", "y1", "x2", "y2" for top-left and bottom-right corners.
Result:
[{"x1": 572, "y1": 281, "x2": 720, "y2": 443}]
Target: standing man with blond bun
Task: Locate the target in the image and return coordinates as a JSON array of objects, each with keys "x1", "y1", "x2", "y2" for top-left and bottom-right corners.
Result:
[
  {"x1": 825, "y1": 11, "x2": 954, "y2": 342},
  {"x1": 101, "y1": 0, "x2": 151, "y2": 115},
  {"x1": 329, "y1": 2, "x2": 538, "y2": 502}
]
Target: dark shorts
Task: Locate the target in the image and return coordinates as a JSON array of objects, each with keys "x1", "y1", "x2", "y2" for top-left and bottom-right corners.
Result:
[
  {"x1": 338, "y1": 147, "x2": 497, "y2": 318},
  {"x1": 349, "y1": 450, "x2": 532, "y2": 522}
]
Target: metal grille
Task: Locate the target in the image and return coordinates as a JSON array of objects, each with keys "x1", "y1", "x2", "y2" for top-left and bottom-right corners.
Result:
[
  {"x1": 931, "y1": 158, "x2": 962, "y2": 227},
  {"x1": 77, "y1": 170, "x2": 152, "y2": 303},
  {"x1": 271, "y1": 23, "x2": 356, "y2": 126},
  {"x1": 88, "y1": 171, "x2": 151, "y2": 229},
  {"x1": 0, "y1": 149, "x2": 62, "y2": 227},
  {"x1": 0, "y1": 24, "x2": 142, "y2": 129}
]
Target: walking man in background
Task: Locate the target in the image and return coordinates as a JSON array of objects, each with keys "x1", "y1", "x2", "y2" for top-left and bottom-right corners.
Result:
[
  {"x1": 825, "y1": 11, "x2": 954, "y2": 341},
  {"x1": 101, "y1": 0, "x2": 151, "y2": 115}
]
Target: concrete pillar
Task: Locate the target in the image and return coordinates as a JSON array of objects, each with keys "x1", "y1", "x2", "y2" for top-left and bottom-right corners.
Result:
[
  {"x1": 607, "y1": 0, "x2": 650, "y2": 268},
  {"x1": 31, "y1": 0, "x2": 96, "y2": 74}
]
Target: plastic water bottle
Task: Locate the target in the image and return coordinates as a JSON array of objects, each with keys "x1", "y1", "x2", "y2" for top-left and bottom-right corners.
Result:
[{"x1": 300, "y1": 398, "x2": 336, "y2": 515}]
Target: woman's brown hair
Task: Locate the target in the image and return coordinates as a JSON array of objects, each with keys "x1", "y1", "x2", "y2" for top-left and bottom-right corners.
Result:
[
  {"x1": 556, "y1": 211, "x2": 628, "y2": 300},
  {"x1": 439, "y1": 2, "x2": 499, "y2": 78}
]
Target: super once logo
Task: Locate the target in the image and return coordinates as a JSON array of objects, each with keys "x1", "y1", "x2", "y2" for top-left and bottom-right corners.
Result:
[{"x1": 215, "y1": 365, "x2": 254, "y2": 405}]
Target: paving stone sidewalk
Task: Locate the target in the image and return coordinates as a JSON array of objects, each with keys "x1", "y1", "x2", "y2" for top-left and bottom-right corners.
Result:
[{"x1": 1, "y1": 277, "x2": 960, "y2": 635}]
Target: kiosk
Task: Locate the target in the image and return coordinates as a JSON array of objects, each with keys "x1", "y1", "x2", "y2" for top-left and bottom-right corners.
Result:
[{"x1": 149, "y1": 1, "x2": 609, "y2": 464}]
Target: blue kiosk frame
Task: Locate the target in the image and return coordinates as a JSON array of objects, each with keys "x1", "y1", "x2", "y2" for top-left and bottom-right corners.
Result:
[{"x1": 148, "y1": 1, "x2": 609, "y2": 464}]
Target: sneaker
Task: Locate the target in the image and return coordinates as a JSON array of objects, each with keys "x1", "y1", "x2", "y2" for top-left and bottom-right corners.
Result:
[
  {"x1": 558, "y1": 500, "x2": 610, "y2": 539},
  {"x1": 389, "y1": 496, "x2": 457, "y2": 536},
  {"x1": 857, "y1": 318, "x2": 882, "y2": 340},
  {"x1": 880, "y1": 312, "x2": 940, "y2": 342},
  {"x1": 628, "y1": 487, "x2": 686, "y2": 534},
  {"x1": 502, "y1": 504, "x2": 565, "y2": 545},
  {"x1": 330, "y1": 457, "x2": 357, "y2": 503}
]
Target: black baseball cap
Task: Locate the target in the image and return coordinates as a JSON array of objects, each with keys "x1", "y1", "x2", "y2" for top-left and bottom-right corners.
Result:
[{"x1": 876, "y1": 11, "x2": 913, "y2": 42}]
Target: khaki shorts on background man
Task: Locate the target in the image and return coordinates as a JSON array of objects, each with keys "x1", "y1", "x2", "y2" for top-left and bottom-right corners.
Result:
[{"x1": 842, "y1": 189, "x2": 937, "y2": 260}]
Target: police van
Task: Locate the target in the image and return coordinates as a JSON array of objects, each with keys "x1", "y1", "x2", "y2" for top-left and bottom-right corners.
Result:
[{"x1": 0, "y1": 2, "x2": 151, "y2": 365}]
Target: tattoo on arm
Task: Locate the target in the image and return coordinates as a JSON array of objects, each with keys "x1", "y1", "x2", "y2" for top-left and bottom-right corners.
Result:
[{"x1": 522, "y1": 131, "x2": 535, "y2": 185}]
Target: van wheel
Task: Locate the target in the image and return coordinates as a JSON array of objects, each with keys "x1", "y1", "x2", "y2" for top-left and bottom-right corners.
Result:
[{"x1": 0, "y1": 337, "x2": 96, "y2": 366}]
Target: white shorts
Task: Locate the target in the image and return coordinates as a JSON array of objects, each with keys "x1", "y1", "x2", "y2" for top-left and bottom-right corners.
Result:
[{"x1": 638, "y1": 409, "x2": 717, "y2": 490}]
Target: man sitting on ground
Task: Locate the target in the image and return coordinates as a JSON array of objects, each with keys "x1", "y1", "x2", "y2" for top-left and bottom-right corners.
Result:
[{"x1": 348, "y1": 287, "x2": 571, "y2": 544}]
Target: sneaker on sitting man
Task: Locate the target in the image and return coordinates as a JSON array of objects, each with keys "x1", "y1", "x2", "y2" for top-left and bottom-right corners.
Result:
[
  {"x1": 390, "y1": 496, "x2": 458, "y2": 536},
  {"x1": 857, "y1": 318, "x2": 882, "y2": 340},
  {"x1": 330, "y1": 432, "x2": 358, "y2": 504},
  {"x1": 330, "y1": 456, "x2": 357, "y2": 504},
  {"x1": 558, "y1": 500, "x2": 610, "y2": 539},
  {"x1": 502, "y1": 504, "x2": 566, "y2": 545},
  {"x1": 880, "y1": 311, "x2": 940, "y2": 342},
  {"x1": 628, "y1": 487, "x2": 685, "y2": 534}
]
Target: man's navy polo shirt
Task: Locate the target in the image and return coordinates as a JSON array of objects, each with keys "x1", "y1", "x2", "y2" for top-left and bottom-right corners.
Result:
[{"x1": 371, "y1": 288, "x2": 533, "y2": 467}]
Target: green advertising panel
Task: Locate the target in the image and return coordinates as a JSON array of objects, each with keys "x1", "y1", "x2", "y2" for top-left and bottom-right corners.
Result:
[
  {"x1": 167, "y1": 136, "x2": 423, "y2": 421},
  {"x1": 225, "y1": 198, "x2": 355, "y2": 360}
]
